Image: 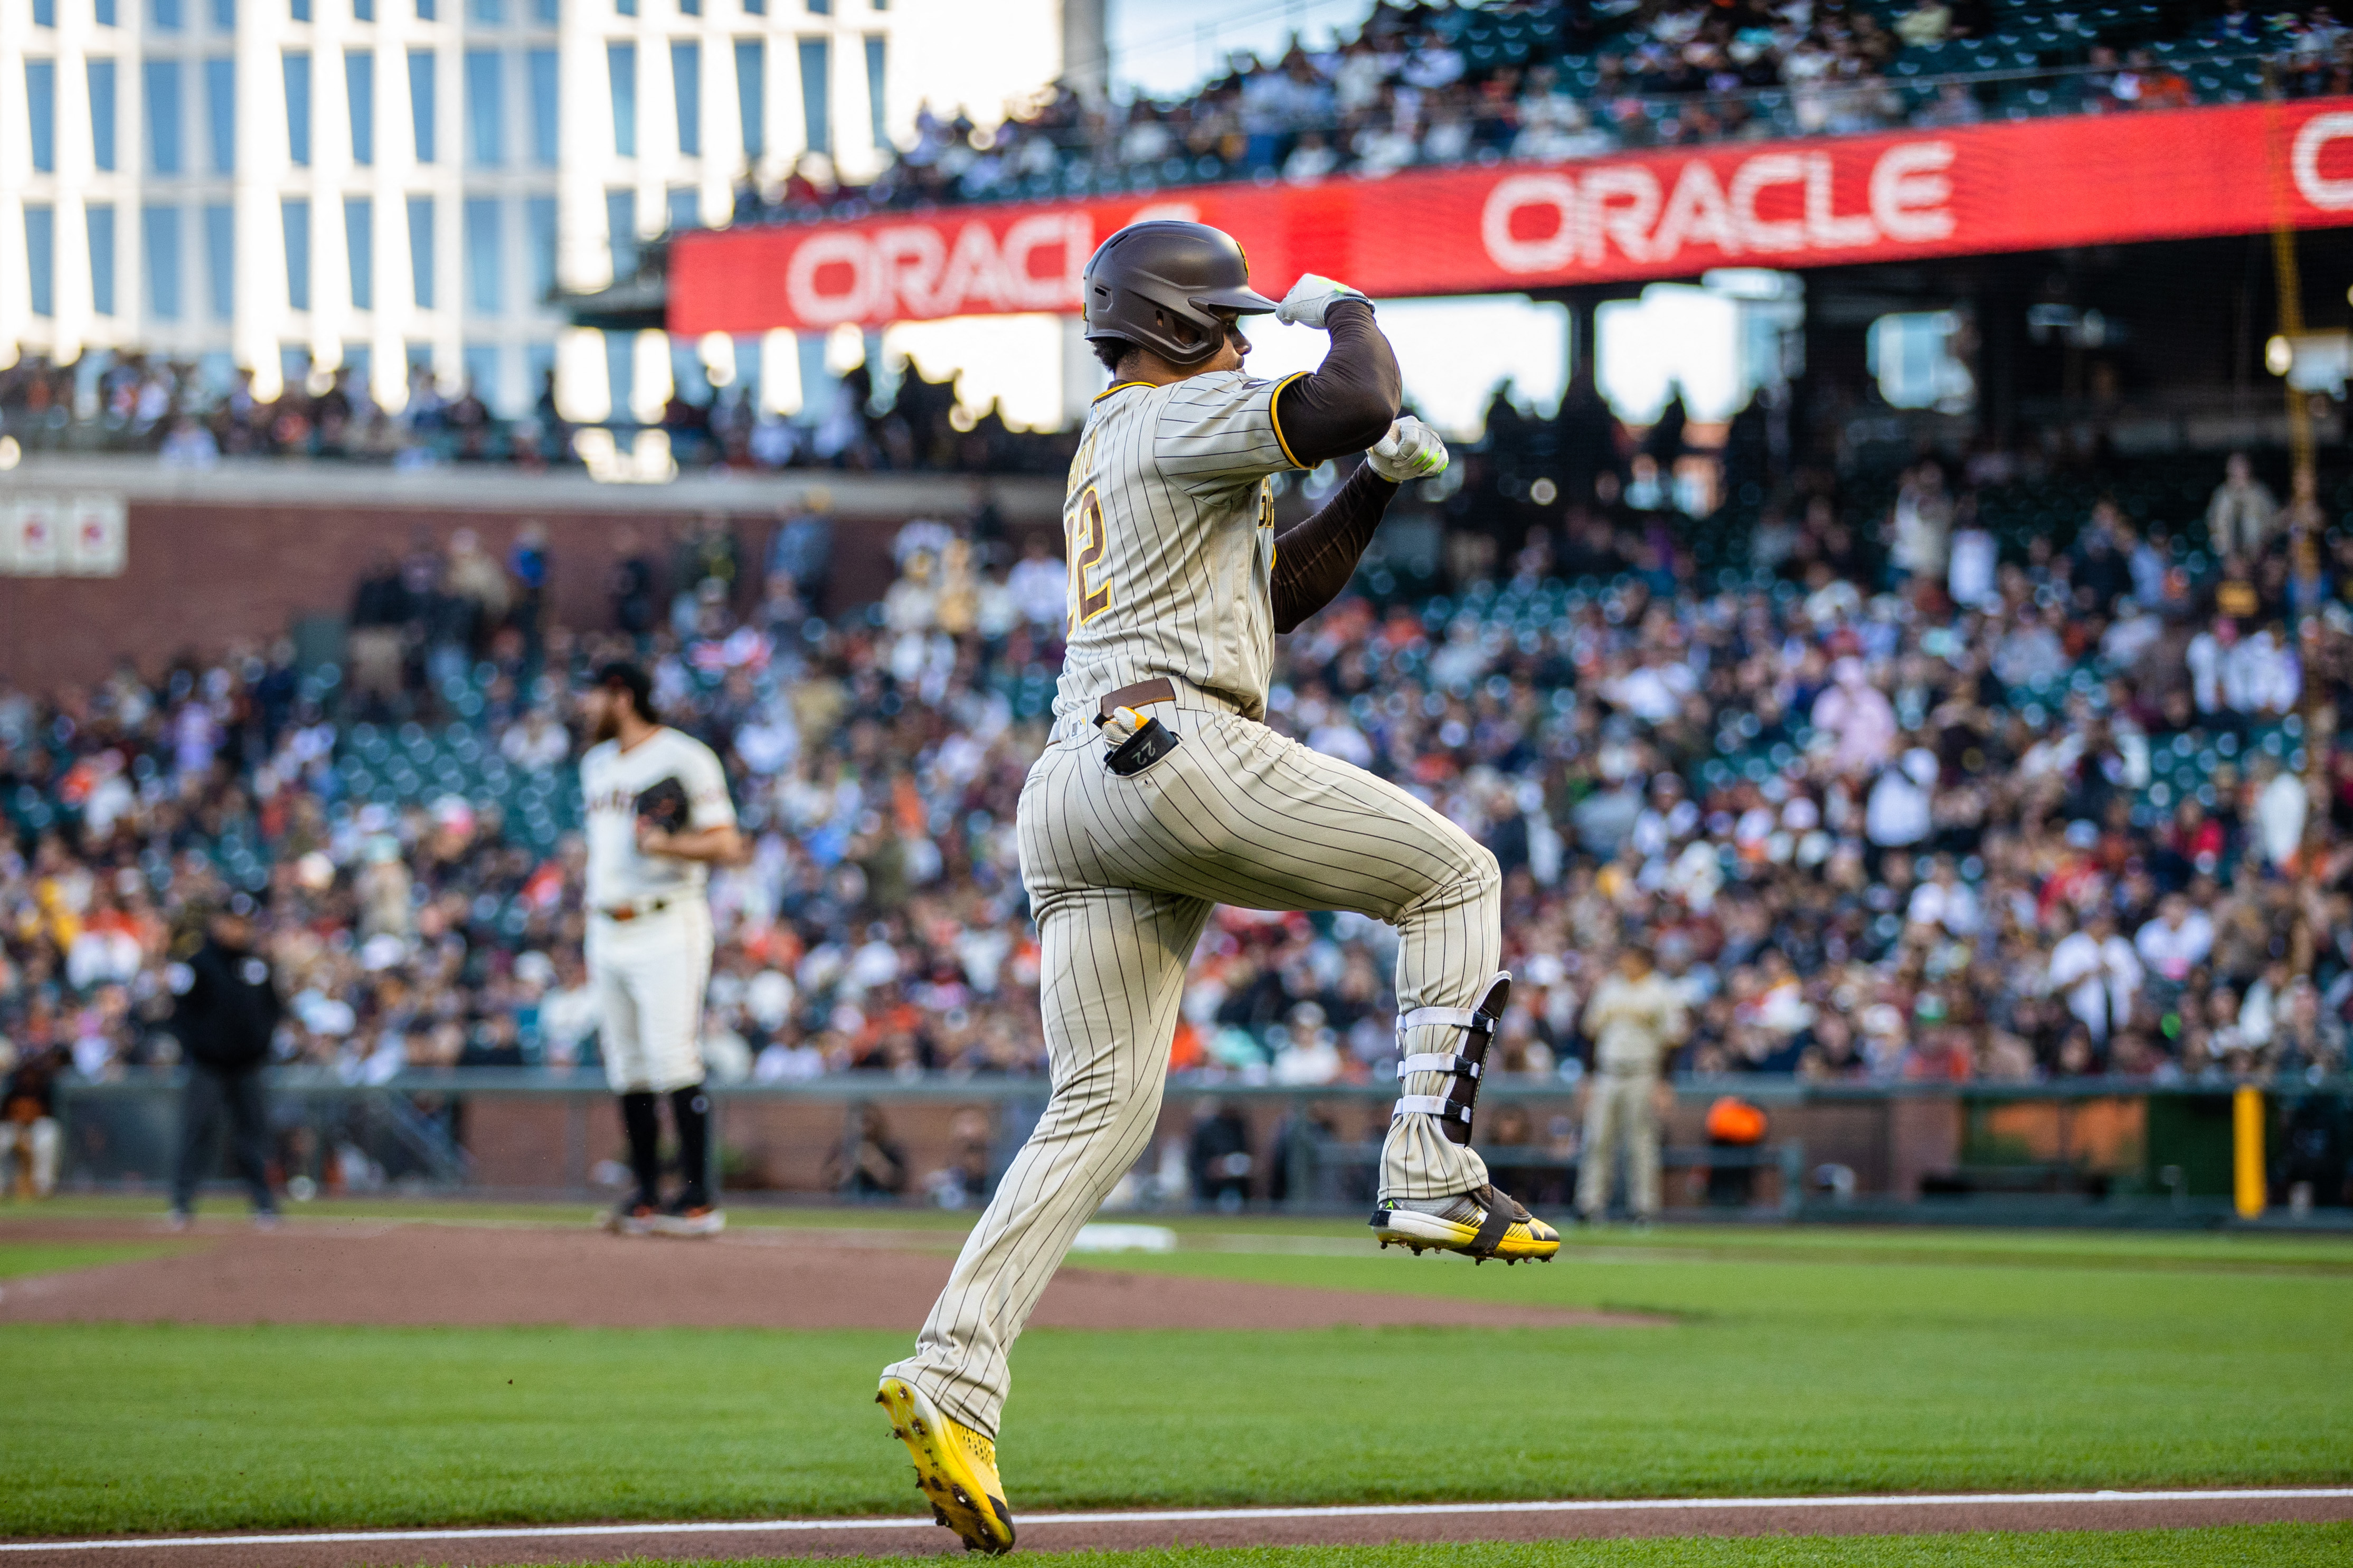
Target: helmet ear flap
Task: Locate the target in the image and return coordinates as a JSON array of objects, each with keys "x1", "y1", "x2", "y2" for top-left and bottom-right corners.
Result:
[{"x1": 1156, "y1": 310, "x2": 1207, "y2": 356}]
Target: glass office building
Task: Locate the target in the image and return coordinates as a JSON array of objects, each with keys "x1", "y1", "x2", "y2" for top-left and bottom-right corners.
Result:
[{"x1": 1, "y1": 0, "x2": 1061, "y2": 417}]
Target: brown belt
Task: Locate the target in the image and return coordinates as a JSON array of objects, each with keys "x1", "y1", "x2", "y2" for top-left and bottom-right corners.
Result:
[
  {"x1": 597, "y1": 898, "x2": 673, "y2": 923},
  {"x1": 1095, "y1": 677, "x2": 1176, "y2": 723}
]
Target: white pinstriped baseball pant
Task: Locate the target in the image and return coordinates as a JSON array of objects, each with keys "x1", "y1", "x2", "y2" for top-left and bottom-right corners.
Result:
[{"x1": 884, "y1": 689, "x2": 1500, "y2": 1437}]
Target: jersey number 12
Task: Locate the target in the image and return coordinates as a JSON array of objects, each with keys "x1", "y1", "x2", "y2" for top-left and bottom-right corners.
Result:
[{"x1": 1069, "y1": 487, "x2": 1111, "y2": 628}]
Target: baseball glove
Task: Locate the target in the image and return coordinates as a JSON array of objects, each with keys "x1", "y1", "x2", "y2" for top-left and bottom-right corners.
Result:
[{"x1": 633, "y1": 775, "x2": 692, "y2": 833}]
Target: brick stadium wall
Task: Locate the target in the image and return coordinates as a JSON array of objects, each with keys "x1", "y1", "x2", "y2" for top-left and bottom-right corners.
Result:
[
  {"x1": 0, "y1": 464, "x2": 1065, "y2": 692},
  {"x1": 0, "y1": 503, "x2": 873, "y2": 693}
]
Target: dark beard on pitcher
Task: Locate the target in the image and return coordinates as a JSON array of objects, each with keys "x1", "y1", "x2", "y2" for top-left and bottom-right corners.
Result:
[{"x1": 590, "y1": 707, "x2": 621, "y2": 744}]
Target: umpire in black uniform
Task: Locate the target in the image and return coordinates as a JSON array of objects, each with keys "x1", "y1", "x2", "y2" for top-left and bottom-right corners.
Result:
[{"x1": 167, "y1": 892, "x2": 283, "y2": 1228}]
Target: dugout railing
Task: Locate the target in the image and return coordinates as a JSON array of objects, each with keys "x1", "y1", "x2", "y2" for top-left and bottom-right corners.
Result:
[{"x1": 40, "y1": 1071, "x2": 2353, "y2": 1227}]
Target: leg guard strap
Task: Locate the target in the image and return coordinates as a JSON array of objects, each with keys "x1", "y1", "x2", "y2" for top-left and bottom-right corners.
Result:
[
  {"x1": 1391, "y1": 972, "x2": 1511, "y2": 1148},
  {"x1": 1467, "y1": 1187, "x2": 1519, "y2": 1258},
  {"x1": 1395, "y1": 1053, "x2": 1483, "y2": 1081}
]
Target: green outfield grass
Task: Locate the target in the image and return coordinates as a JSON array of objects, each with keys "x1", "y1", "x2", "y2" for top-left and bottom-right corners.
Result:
[
  {"x1": 544, "y1": 1528, "x2": 2353, "y2": 1568},
  {"x1": 3, "y1": 1209, "x2": 2350, "y2": 1539}
]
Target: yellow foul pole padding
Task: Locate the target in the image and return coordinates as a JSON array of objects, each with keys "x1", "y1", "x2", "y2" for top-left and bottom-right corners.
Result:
[{"x1": 2233, "y1": 1086, "x2": 2266, "y2": 1220}]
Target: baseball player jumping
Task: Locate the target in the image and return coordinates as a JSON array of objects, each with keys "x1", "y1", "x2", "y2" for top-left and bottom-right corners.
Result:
[
  {"x1": 878, "y1": 220, "x2": 1557, "y2": 1555},
  {"x1": 579, "y1": 661, "x2": 744, "y2": 1238}
]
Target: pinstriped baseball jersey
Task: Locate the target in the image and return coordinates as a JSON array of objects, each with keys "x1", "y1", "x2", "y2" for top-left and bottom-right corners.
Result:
[{"x1": 1052, "y1": 370, "x2": 1307, "y2": 727}]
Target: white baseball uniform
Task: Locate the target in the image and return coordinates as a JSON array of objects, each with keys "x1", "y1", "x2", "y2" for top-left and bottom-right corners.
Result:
[
  {"x1": 581, "y1": 726, "x2": 734, "y2": 1094},
  {"x1": 884, "y1": 370, "x2": 1501, "y2": 1439}
]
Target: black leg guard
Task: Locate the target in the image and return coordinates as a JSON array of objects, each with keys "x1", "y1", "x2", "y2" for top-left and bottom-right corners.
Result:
[
  {"x1": 619, "y1": 1091, "x2": 661, "y2": 1202},
  {"x1": 669, "y1": 1084, "x2": 712, "y2": 1207},
  {"x1": 1392, "y1": 973, "x2": 1511, "y2": 1146}
]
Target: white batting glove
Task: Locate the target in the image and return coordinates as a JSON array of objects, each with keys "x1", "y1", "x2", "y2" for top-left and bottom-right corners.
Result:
[
  {"x1": 1367, "y1": 417, "x2": 1448, "y2": 482},
  {"x1": 1275, "y1": 274, "x2": 1371, "y2": 329}
]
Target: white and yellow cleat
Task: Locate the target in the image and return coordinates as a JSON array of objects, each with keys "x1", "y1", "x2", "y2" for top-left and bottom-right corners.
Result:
[
  {"x1": 1371, "y1": 1183, "x2": 1561, "y2": 1264},
  {"x1": 877, "y1": 1376, "x2": 1016, "y2": 1555}
]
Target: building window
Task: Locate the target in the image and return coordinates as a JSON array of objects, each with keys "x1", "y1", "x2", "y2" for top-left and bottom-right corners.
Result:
[
  {"x1": 291, "y1": 0, "x2": 310, "y2": 20},
  {"x1": 284, "y1": 198, "x2": 311, "y2": 311},
  {"x1": 204, "y1": 57, "x2": 235, "y2": 172},
  {"x1": 735, "y1": 39, "x2": 763, "y2": 158},
  {"x1": 608, "y1": 43, "x2": 637, "y2": 157},
  {"x1": 144, "y1": 204, "x2": 183, "y2": 320},
  {"x1": 150, "y1": 0, "x2": 182, "y2": 30},
  {"x1": 408, "y1": 195, "x2": 435, "y2": 307},
  {"x1": 347, "y1": 50, "x2": 374, "y2": 165},
  {"x1": 27, "y1": 61, "x2": 56, "y2": 174},
  {"x1": 89, "y1": 205, "x2": 117, "y2": 317},
  {"x1": 347, "y1": 196, "x2": 373, "y2": 309},
  {"x1": 605, "y1": 330, "x2": 633, "y2": 416},
  {"x1": 526, "y1": 47, "x2": 557, "y2": 166},
  {"x1": 524, "y1": 193, "x2": 555, "y2": 302},
  {"x1": 463, "y1": 342, "x2": 500, "y2": 405},
  {"x1": 607, "y1": 187, "x2": 636, "y2": 279},
  {"x1": 533, "y1": 0, "x2": 556, "y2": 22},
  {"x1": 417, "y1": 0, "x2": 436, "y2": 18},
  {"x1": 616, "y1": 0, "x2": 635, "y2": 15},
  {"x1": 465, "y1": 49, "x2": 504, "y2": 167},
  {"x1": 354, "y1": 0, "x2": 374, "y2": 18},
  {"x1": 797, "y1": 38, "x2": 828, "y2": 155},
  {"x1": 807, "y1": 0, "x2": 828, "y2": 14},
  {"x1": 145, "y1": 60, "x2": 184, "y2": 174},
  {"x1": 666, "y1": 185, "x2": 696, "y2": 232},
  {"x1": 672, "y1": 41, "x2": 700, "y2": 157},
  {"x1": 864, "y1": 35, "x2": 884, "y2": 150},
  {"x1": 285, "y1": 53, "x2": 313, "y2": 167},
  {"x1": 410, "y1": 49, "x2": 436, "y2": 162},
  {"x1": 26, "y1": 206, "x2": 54, "y2": 317},
  {"x1": 90, "y1": 59, "x2": 118, "y2": 172},
  {"x1": 210, "y1": 0, "x2": 232, "y2": 27},
  {"x1": 469, "y1": 0, "x2": 504, "y2": 21},
  {"x1": 679, "y1": 0, "x2": 699, "y2": 13},
  {"x1": 525, "y1": 339, "x2": 555, "y2": 403},
  {"x1": 97, "y1": 0, "x2": 118, "y2": 21},
  {"x1": 744, "y1": 0, "x2": 764, "y2": 13},
  {"x1": 464, "y1": 195, "x2": 502, "y2": 314},
  {"x1": 203, "y1": 203, "x2": 232, "y2": 318},
  {"x1": 34, "y1": 0, "x2": 55, "y2": 25}
]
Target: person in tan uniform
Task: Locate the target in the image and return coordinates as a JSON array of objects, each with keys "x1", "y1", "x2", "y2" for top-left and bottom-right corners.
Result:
[
  {"x1": 875, "y1": 220, "x2": 1559, "y2": 1556},
  {"x1": 1577, "y1": 943, "x2": 1688, "y2": 1224}
]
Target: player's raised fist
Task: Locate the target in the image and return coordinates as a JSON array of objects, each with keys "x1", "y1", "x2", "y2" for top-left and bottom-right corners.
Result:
[
  {"x1": 1275, "y1": 274, "x2": 1370, "y2": 329},
  {"x1": 1368, "y1": 416, "x2": 1448, "y2": 482}
]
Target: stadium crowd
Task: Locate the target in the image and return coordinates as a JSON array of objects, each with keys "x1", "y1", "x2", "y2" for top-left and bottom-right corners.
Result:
[
  {"x1": 0, "y1": 345, "x2": 1079, "y2": 476},
  {"x1": 739, "y1": 0, "x2": 2333, "y2": 217},
  {"x1": 7, "y1": 4, "x2": 2341, "y2": 475},
  {"x1": 5, "y1": 438, "x2": 2352, "y2": 1160}
]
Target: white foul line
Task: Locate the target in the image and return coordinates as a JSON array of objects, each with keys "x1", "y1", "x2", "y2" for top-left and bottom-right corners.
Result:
[{"x1": 6, "y1": 1489, "x2": 2352, "y2": 1553}]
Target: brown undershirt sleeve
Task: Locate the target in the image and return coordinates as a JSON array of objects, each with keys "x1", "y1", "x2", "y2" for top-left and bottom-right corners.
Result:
[
  {"x1": 1270, "y1": 460, "x2": 1399, "y2": 634},
  {"x1": 1269, "y1": 298, "x2": 1401, "y2": 468}
]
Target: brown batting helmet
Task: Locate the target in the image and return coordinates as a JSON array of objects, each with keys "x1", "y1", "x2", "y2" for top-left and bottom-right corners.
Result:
[{"x1": 1081, "y1": 221, "x2": 1280, "y2": 367}]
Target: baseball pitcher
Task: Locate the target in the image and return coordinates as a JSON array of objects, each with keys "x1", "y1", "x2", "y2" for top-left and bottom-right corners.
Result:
[
  {"x1": 878, "y1": 220, "x2": 1558, "y2": 1555},
  {"x1": 579, "y1": 661, "x2": 743, "y2": 1238}
]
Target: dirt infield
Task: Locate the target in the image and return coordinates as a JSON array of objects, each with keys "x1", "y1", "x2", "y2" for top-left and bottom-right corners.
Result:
[
  {"x1": 5, "y1": 1491, "x2": 2351, "y2": 1567},
  {"x1": 0, "y1": 1218, "x2": 1651, "y2": 1332}
]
